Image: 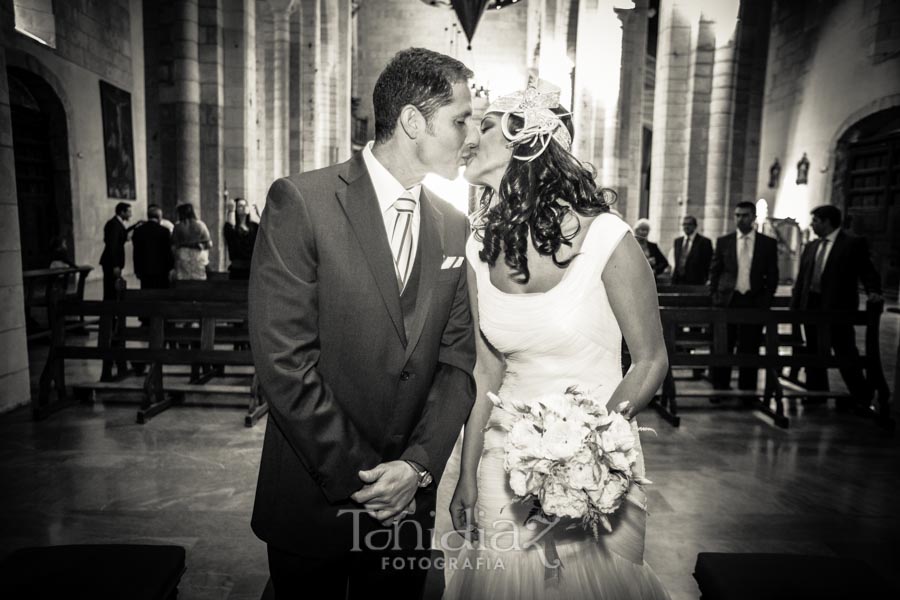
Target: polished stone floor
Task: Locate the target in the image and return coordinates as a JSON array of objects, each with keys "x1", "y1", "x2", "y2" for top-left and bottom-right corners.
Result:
[{"x1": 3, "y1": 307, "x2": 899, "y2": 599}]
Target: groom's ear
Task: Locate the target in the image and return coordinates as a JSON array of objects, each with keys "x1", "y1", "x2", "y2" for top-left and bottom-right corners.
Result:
[{"x1": 398, "y1": 104, "x2": 424, "y2": 140}]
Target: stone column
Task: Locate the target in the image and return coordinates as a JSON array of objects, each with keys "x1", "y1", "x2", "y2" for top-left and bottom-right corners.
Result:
[
  {"x1": 703, "y1": 1, "x2": 741, "y2": 237},
  {"x1": 198, "y1": 0, "x2": 224, "y2": 269},
  {"x1": 170, "y1": 0, "x2": 201, "y2": 212},
  {"x1": 272, "y1": 4, "x2": 292, "y2": 178},
  {"x1": 683, "y1": 17, "x2": 715, "y2": 227},
  {"x1": 223, "y1": 0, "x2": 257, "y2": 201},
  {"x1": 0, "y1": 6, "x2": 31, "y2": 412},
  {"x1": 648, "y1": 1, "x2": 695, "y2": 246},
  {"x1": 298, "y1": 0, "x2": 322, "y2": 172},
  {"x1": 613, "y1": 1, "x2": 649, "y2": 223}
]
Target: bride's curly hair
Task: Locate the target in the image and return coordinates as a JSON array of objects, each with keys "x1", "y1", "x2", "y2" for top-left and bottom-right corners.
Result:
[{"x1": 476, "y1": 108, "x2": 616, "y2": 283}]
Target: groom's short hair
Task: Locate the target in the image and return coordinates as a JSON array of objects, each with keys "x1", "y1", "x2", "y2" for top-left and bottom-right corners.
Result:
[{"x1": 373, "y1": 47, "x2": 473, "y2": 143}]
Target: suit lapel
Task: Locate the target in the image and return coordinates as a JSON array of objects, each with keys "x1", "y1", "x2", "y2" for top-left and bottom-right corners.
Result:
[
  {"x1": 403, "y1": 189, "x2": 444, "y2": 363},
  {"x1": 726, "y1": 233, "x2": 738, "y2": 272},
  {"x1": 336, "y1": 153, "x2": 406, "y2": 346}
]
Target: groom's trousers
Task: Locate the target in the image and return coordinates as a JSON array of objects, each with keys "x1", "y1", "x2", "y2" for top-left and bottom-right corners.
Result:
[{"x1": 267, "y1": 543, "x2": 430, "y2": 599}]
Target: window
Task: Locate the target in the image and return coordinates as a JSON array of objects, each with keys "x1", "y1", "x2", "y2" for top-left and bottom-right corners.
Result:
[{"x1": 14, "y1": 0, "x2": 56, "y2": 49}]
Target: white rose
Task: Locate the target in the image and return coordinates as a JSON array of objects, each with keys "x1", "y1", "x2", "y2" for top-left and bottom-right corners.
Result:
[
  {"x1": 600, "y1": 415, "x2": 636, "y2": 453},
  {"x1": 588, "y1": 472, "x2": 629, "y2": 513},
  {"x1": 540, "y1": 412, "x2": 588, "y2": 460},
  {"x1": 540, "y1": 480, "x2": 587, "y2": 519}
]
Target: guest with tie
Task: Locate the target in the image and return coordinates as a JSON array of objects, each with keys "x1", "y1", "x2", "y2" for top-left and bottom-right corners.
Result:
[
  {"x1": 791, "y1": 205, "x2": 882, "y2": 408},
  {"x1": 132, "y1": 204, "x2": 174, "y2": 290},
  {"x1": 99, "y1": 202, "x2": 140, "y2": 300},
  {"x1": 671, "y1": 215, "x2": 713, "y2": 285},
  {"x1": 633, "y1": 218, "x2": 669, "y2": 277},
  {"x1": 709, "y1": 201, "x2": 779, "y2": 391}
]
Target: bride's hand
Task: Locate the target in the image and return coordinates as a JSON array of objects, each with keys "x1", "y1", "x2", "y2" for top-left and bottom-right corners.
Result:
[{"x1": 449, "y1": 475, "x2": 479, "y2": 541}]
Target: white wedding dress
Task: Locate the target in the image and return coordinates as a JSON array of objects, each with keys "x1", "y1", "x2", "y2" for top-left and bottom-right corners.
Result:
[{"x1": 435, "y1": 213, "x2": 670, "y2": 599}]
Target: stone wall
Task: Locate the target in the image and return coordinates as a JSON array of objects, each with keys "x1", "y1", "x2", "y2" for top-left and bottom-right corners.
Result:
[
  {"x1": 759, "y1": 0, "x2": 900, "y2": 227},
  {"x1": 4, "y1": 0, "x2": 147, "y2": 286},
  {"x1": 0, "y1": 0, "x2": 30, "y2": 412}
]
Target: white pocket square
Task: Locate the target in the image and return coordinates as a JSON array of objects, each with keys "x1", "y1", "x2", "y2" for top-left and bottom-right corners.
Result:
[{"x1": 441, "y1": 256, "x2": 465, "y2": 269}]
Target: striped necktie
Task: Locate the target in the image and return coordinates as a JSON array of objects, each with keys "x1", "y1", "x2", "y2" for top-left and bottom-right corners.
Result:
[
  {"x1": 810, "y1": 239, "x2": 829, "y2": 293},
  {"x1": 390, "y1": 196, "x2": 416, "y2": 292}
]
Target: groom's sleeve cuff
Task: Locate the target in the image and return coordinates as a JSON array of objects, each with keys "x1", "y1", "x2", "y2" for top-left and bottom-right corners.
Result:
[{"x1": 400, "y1": 446, "x2": 430, "y2": 477}]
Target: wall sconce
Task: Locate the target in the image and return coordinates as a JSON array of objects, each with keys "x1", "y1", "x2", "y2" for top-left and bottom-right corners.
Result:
[
  {"x1": 768, "y1": 158, "x2": 781, "y2": 188},
  {"x1": 796, "y1": 153, "x2": 810, "y2": 185}
]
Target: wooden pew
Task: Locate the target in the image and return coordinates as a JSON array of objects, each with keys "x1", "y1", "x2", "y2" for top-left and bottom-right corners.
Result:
[
  {"x1": 652, "y1": 300, "x2": 891, "y2": 430},
  {"x1": 36, "y1": 286, "x2": 266, "y2": 426},
  {"x1": 22, "y1": 266, "x2": 93, "y2": 341}
]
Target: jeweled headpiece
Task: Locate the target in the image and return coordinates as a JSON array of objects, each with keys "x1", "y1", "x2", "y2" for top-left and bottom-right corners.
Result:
[{"x1": 485, "y1": 84, "x2": 572, "y2": 163}]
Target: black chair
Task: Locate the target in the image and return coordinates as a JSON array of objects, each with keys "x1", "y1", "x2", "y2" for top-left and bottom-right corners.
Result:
[
  {"x1": 694, "y1": 552, "x2": 897, "y2": 600},
  {"x1": 0, "y1": 544, "x2": 186, "y2": 599}
]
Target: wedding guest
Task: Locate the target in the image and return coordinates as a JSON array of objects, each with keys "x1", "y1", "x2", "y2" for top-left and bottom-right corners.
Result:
[
  {"x1": 634, "y1": 218, "x2": 668, "y2": 276},
  {"x1": 171, "y1": 203, "x2": 212, "y2": 281},
  {"x1": 153, "y1": 203, "x2": 175, "y2": 234},
  {"x1": 709, "y1": 201, "x2": 779, "y2": 391},
  {"x1": 132, "y1": 205, "x2": 174, "y2": 289},
  {"x1": 670, "y1": 215, "x2": 713, "y2": 285},
  {"x1": 49, "y1": 236, "x2": 77, "y2": 269},
  {"x1": 100, "y1": 202, "x2": 139, "y2": 299},
  {"x1": 791, "y1": 204, "x2": 882, "y2": 409},
  {"x1": 223, "y1": 197, "x2": 259, "y2": 280}
]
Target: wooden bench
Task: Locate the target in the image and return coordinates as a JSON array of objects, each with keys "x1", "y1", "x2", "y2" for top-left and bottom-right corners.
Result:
[
  {"x1": 651, "y1": 300, "x2": 891, "y2": 429},
  {"x1": 23, "y1": 265, "x2": 93, "y2": 341},
  {"x1": 36, "y1": 286, "x2": 266, "y2": 426},
  {"x1": 693, "y1": 552, "x2": 897, "y2": 599},
  {"x1": 0, "y1": 544, "x2": 186, "y2": 600}
]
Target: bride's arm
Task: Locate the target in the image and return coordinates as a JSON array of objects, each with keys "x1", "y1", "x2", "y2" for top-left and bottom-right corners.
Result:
[
  {"x1": 603, "y1": 233, "x2": 669, "y2": 418},
  {"x1": 450, "y1": 263, "x2": 505, "y2": 532}
]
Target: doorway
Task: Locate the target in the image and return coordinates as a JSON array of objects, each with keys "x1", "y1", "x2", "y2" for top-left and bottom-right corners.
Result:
[{"x1": 7, "y1": 67, "x2": 73, "y2": 271}]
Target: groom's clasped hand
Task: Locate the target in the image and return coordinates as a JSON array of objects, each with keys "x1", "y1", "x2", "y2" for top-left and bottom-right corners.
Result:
[{"x1": 352, "y1": 461, "x2": 419, "y2": 525}]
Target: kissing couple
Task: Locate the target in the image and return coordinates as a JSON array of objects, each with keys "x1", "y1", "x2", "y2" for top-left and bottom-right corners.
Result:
[{"x1": 249, "y1": 47, "x2": 670, "y2": 600}]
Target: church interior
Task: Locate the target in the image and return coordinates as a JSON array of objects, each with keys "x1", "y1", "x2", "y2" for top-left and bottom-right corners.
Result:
[{"x1": 1, "y1": 0, "x2": 900, "y2": 598}]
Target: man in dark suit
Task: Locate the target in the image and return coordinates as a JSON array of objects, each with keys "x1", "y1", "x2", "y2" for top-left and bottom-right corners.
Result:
[
  {"x1": 791, "y1": 205, "x2": 882, "y2": 407},
  {"x1": 709, "y1": 201, "x2": 779, "y2": 390},
  {"x1": 671, "y1": 215, "x2": 713, "y2": 285},
  {"x1": 99, "y1": 202, "x2": 136, "y2": 299},
  {"x1": 249, "y1": 48, "x2": 477, "y2": 599},
  {"x1": 132, "y1": 204, "x2": 173, "y2": 289}
]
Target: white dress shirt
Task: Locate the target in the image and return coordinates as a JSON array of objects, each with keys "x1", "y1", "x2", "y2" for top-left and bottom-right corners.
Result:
[{"x1": 362, "y1": 142, "x2": 421, "y2": 267}]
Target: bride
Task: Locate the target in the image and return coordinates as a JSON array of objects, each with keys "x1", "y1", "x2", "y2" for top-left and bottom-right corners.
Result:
[{"x1": 434, "y1": 85, "x2": 671, "y2": 599}]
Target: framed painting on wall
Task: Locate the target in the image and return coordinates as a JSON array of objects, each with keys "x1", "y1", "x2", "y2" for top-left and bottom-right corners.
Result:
[{"x1": 99, "y1": 80, "x2": 136, "y2": 199}]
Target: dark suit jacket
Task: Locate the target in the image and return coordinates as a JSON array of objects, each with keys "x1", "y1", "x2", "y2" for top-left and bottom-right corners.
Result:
[
  {"x1": 672, "y1": 233, "x2": 713, "y2": 285},
  {"x1": 791, "y1": 230, "x2": 881, "y2": 310},
  {"x1": 99, "y1": 217, "x2": 127, "y2": 270},
  {"x1": 132, "y1": 221, "x2": 173, "y2": 282},
  {"x1": 709, "y1": 231, "x2": 779, "y2": 307},
  {"x1": 249, "y1": 152, "x2": 476, "y2": 556},
  {"x1": 642, "y1": 241, "x2": 668, "y2": 275}
]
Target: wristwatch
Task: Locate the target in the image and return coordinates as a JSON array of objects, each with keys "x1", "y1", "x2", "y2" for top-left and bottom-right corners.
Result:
[{"x1": 404, "y1": 460, "x2": 433, "y2": 488}]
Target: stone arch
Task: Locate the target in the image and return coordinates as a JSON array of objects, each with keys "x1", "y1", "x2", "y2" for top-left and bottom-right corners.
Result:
[
  {"x1": 824, "y1": 93, "x2": 900, "y2": 205},
  {"x1": 5, "y1": 50, "x2": 76, "y2": 270},
  {"x1": 826, "y1": 94, "x2": 900, "y2": 295}
]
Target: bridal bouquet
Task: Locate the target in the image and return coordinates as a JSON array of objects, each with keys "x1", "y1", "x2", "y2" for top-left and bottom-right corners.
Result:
[{"x1": 487, "y1": 386, "x2": 652, "y2": 537}]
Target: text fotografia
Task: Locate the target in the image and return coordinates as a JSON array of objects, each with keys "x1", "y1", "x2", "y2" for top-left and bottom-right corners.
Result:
[
  {"x1": 382, "y1": 555, "x2": 506, "y2": 571},
  {"x1": 337, "y1": 508, "x2": 563, "y2": 570}
]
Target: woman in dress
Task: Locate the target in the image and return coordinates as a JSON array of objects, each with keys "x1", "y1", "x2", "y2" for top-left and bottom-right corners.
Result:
[
  {"x1": 223, "y1": 197, "x2": 259, "y2": 280},
  {"x1": 435, "y1": 85, "x2": 670, "y2": 599},
  {"x1": 171, "y1": 203, "x2": 212, "y2": 281}
]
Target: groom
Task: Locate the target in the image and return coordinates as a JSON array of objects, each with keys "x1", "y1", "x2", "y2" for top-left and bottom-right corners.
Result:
[{"x1": 249, "y1": 48, "x2": 478, "y2": 599}]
